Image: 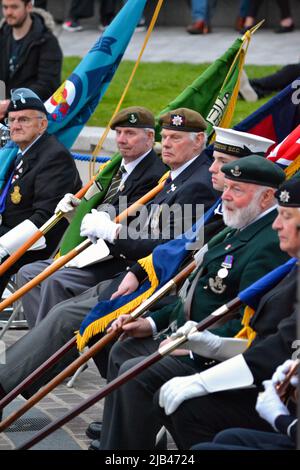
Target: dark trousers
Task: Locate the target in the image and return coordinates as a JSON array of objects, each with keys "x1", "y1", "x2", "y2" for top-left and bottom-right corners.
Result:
[
  {"x1": 248, "y1": 0, "x2": 291, "y2": 20},
  {"x1": 155, "y1": 388, "x2": 274, "y2": 449},
  {"x1": 99, "y1": 336, "x2": 200, "y2": 450},
  {"x1": 69, "y1": 0, "x2": 116, "y2": 24},
  {"x1": 190, "y1": 427, "x2": 295, "y2": 450},
  {"x1": 250, "y1": 63, "x2": 300, "y2": 97}
]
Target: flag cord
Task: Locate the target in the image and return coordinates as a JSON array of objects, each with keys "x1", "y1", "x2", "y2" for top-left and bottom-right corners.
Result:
[{"x1": 89, "y1": 0, "x2": 165, "y2": 178}]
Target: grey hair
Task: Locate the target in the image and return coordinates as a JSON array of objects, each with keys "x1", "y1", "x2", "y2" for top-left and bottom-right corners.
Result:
[
  {"x1": 189, "y1": 131, "x2": 207, "y2": 151},
  {"x1": 254, "y1": 184, "x2": 277, "y2": 205}
]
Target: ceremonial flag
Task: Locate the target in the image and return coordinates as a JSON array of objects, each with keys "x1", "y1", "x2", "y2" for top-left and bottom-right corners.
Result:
[
  {"x1": 156, "y1": 35, "x2": 250, "y2": 140},
  {"x1": 0, "y1": 0, "x2": 147, "y2": 189},
  {"x1": 236, "y1": 257, "x2": 297, "y2": 344},
  {"x1": 234, "y1": 81, "x2": 300, "y2": 145},
  {"x1": 267, "y1": 124, "x2": 300, "y2": 178},
  {"x1": 77, "y1": 199, "x2": 221, "y2": 350}
]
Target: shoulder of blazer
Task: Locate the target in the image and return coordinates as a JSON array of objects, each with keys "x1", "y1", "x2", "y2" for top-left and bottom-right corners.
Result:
[
  {"x1": 237, "y1": 209, "x2": 278, "y2": 242},
  {"x1": 172, "y1": 152, "x2": 211, "y2": 186}
]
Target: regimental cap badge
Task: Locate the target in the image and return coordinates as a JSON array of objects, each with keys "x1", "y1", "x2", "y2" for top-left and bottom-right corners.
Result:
[
  {"x1": 128, "y1": 113, "x2": 138, "y2": 124},
  {"x1": 230, "y1": 165, "x2": 241, "y2": 177},
  {"x1": 171, "y1": 114, "x2": 185, "y2": 127},
  {"x1": 279, "y1": 190, "x2": 290, "y2": 203}
]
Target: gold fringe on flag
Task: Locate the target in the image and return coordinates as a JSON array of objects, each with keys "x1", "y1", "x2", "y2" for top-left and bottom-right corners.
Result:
[{"x1": 235, "y1": 305, "x2": 257, "y2": 346}]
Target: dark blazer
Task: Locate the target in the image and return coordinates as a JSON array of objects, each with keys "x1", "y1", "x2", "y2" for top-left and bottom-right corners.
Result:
[
  {"x1": 0, "y1": 132, "x2": 82, "y2": 255},
  {"x1": 110, "y1": 151, "x2": 218, "y2": 261},
  {"x1": 244, "y1": 267, "x2": 297, "y2": 384},
  {"x1": 150, "y1": 210, "x2": 290, "y2": 337},
  {"x1": 109, "y1": 149, "x2": 167, "y2": 212},
  {"x1": 0, "y1": 13, "x2": 62, "y2": 101}
]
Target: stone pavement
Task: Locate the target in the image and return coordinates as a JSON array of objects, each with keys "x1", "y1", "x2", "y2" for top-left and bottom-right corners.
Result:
[
  {"x1": 57, "y1": 25, "x2": 300, "y2": 65},
  {"x1": 0, "y1": 327, "x2": 176, "y2": 450},
  {"x1": 0, "y1": 328, "x2": 105, "y2": 450}
]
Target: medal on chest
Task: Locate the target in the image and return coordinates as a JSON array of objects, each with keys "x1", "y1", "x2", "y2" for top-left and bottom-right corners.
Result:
[
  {"x1": 208, "y1": 254, "x2": 234, "y2": 294},
  {"x1": 11, "y1": 185, "x2": 22, "y2": 204}
]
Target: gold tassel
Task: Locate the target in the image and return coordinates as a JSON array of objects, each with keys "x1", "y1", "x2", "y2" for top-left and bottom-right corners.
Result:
[
  {"x1": 235, "y1": 305, "x2": 257, "y2": 346},
  {"x1": 76, "y1": 255, "x2": 160, "y2": 351}
]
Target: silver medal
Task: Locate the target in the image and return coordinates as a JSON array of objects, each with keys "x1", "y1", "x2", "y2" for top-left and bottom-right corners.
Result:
[{"x1": 217, "y1": 267, "x2": 228, "y2": 279}]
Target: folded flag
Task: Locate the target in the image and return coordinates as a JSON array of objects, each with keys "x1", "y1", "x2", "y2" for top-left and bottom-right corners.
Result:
[
  {"x1": 236, "y1": 257, "x2": 297, "y2": 344},
  {"x1": 76, "y1": 199, "x2": 220, "y2": 350},
  {"x1": 0, "y1": 0, "x2": 147, "y2": 189}
]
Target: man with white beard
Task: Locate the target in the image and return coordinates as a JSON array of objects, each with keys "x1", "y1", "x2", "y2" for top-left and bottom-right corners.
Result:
[{"x1": 93, "y1": 154, "x2": 290, "y2": 450}]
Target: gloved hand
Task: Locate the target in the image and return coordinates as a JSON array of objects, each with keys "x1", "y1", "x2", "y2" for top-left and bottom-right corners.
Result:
[
  {"x1": 80, "y1": 209, "x2": 121, "y2": 244},
  {"x1": 272, "y1": 359, "x2": 299, "y2": 388},
  {"x1": 255, "y1": 380, "x2": 289, "y2": 429},
  {"x1": 159, "y1": 374, "x2": 207, "y2": 415},
  {"x1": 55, "y1": 193, "x2": 81, "y2": 223},
  {"x1": 0, "y1": 244, "x2": 9, "y2": 263},
  {"x1": 171, "y1": 321, "x2": 247, "y2": 360},
  {"x1": 171, "y1": 321, "x2": 222, "y2": 358}
]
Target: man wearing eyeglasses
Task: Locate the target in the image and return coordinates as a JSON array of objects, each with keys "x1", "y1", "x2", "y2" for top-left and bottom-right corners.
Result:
[{"x1": 0, "y1": 87, "x2": 81, "y2": 296}]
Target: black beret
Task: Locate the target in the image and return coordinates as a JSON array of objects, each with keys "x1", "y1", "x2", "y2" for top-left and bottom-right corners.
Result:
[
  {"x1": 275, "y1": 175, "x2": 300, "y2": 207},
  {"x1": 7, "y1": 88, "x2": 47, "y2": 114}
]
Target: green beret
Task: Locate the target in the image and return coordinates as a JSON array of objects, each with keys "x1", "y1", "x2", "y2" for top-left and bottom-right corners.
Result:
[
  {"x1": 221, "y1": 154, "x2": 286, "y2": 189},
  {"x1": 275, "y1": 175, "x2": 300, "y2": 207},
  {"x1": 159, "y1": 107, "x2": 207, "y2": 132},
  {"x1": 110, "y1": 106, "x2": 155, "y2": 130}
]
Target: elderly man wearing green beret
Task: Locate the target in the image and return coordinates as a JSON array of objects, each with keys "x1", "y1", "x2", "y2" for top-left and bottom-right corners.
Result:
[
  {"x1": 94, "y1": 155, "x2": 291, "y2": 450},
  {"x1": 158, "y1": 176, "x2": 300, "y2": 451}
]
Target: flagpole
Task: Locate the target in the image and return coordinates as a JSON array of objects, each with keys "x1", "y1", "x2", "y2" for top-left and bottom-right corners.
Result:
[
  {"x1": 0, "y1": 259, "x2": 196, "y2": 426},
  {"x1": 14, "y1": 297, "x2": 242, "y2": 450},
  {"x1": 89, "y1": 0, "x2": 165, "y2": 177},
  {"x1": 0, "y1": 0, "x2": 165, "y2": 277},
  {"x1": 0, "y1": 180, "x2": 166, "y2": 313},
  {"x1": 0, "y1": 177, "x2": 95, "y2": 277},
  {"x1": 0, "y1": 257, "x2": 295, "y2": 434}
]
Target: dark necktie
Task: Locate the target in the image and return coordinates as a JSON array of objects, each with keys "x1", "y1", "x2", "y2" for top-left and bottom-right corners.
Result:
[
  {"x1": 102, "y1": 165, "x2": 126, "y2": 204},
  {"x1": 11, "y1": 152, "x2": 23, "y2": 185}
]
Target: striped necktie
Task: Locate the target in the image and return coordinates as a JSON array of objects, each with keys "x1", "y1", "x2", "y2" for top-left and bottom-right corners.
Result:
[
  {"x1": 11, "y1": 152, "x2": 23, "y2": 185},
  {"x1": 102, "y1": 165, "x2": 127, "y2": 204}
]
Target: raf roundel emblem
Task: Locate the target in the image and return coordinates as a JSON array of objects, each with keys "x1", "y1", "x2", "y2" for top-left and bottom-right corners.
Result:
[
  {"x1": 230, "y1": 165, "x2": 241, "y2": 177},
  {"x1": 279, "y1": 190, "x2": 290, "y2": 203}
]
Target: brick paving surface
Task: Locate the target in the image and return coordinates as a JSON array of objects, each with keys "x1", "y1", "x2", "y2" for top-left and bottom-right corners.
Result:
[
  {"x1": 0, "y1": 327, "x2": 176, "y2": 450},
  {"x1": 0, "y1": 328, "x2": 106, "y2": 450}
]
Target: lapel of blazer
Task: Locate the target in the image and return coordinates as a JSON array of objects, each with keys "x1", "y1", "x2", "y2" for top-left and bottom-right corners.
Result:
[
  {"x1": 19, "y1": 133, "x2": 47, "y2": 178},
  {"x1": 203, "y1": 209, "x2": 277, "y2": 266},
  {"x1": 110, "y1": 150, "x2": 159, "y2": 204},
  {"x1": 153, "y1": 154, "x2": 204, "y2": 205}
]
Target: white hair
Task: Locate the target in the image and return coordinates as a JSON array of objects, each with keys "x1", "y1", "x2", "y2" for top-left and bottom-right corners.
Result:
[{"x1": 223, "y1": 184, "x2": 276, "y2": 229}]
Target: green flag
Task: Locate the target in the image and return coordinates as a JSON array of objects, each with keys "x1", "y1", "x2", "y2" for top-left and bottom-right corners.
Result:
[
  {"x1": 155, "y1": 37, "x2": 247, "y2": 140},
  {"x1": 59, "y1": 154, "x2": 121, "y2": 255}
]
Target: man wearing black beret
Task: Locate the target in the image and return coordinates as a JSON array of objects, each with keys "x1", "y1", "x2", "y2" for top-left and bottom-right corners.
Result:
[{"x1": 0, "y1": 87, "x2": 81, "y2": 296}]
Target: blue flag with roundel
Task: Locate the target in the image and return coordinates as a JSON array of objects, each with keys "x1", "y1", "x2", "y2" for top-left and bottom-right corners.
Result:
[{"x1": 0, "y1": 0, "x2": 147, "y2": 189}]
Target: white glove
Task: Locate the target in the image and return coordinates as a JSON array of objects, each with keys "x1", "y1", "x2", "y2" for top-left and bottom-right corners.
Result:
[
  {"x1": 272, "y1": 359, "x2": 299, "y2": 388},
  {"x1": 172, "y1": 321, "x2": 221, "y2": 357},
  {"x1": 255, "y1": 380, "x2": 289, "y2": 429},
  {"x1": 80, "y1": 209, "x2": 121, "y2": 244},
  {"x1": 0, "y1": 244, "x2": 9, "y2": 263},
  {"x1": 55, "y1": 193, "x2": 81, "y2": 223},
  {"x1": 171, "y1": 321, "x2": 247, "y2": 361},
  {"x1": 159, "y1": 374, "x2": 208, "y2": 415}
]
